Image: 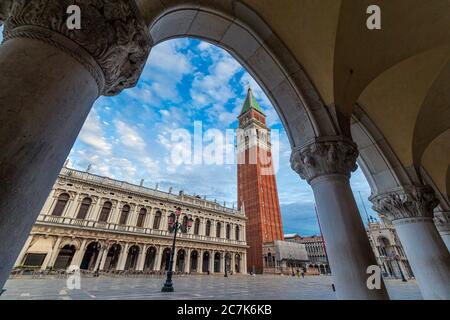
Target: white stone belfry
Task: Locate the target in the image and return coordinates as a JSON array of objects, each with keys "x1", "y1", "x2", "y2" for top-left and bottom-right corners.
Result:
[
  {"x1": 0, "y1": 0, "x2": 151, "y2": 290},
  {"x1": 291, "y1": 137, "x2": 390, "y2": 300},
  {"x1": 370, "y1": 186, "x2": 450, "y2": 299}
]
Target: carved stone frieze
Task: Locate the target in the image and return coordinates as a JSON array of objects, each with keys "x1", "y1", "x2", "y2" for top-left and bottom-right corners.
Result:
[
  {"x1": 369, "y1": 185, "x2": 439, "y2": 222},
  {"x1": 290, "y1": 138, "x2": 359, "y2": 183},
  {"x1": 2, "y1": 0, "x2": 151, "y2": 96},
  {"x1": 434, "y1": 211, "x2": 450, "y2": 232}
]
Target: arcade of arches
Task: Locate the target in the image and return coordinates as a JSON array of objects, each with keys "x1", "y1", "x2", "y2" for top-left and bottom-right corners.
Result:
[
  {"x1": 0, "y1": 0, "x2": 449, "y2": 300},
  {"x1": 14, "y1": 168, "x2": 247, "y2": 275}
]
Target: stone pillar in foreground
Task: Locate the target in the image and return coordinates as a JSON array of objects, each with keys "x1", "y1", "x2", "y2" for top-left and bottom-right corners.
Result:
[
  {"x1": 371, "y1": 186, "x2": 450, "y2": 299},
  {"x1": 434, "y1": 210, "x2": 450, "y2": 251},
  {"x1": 0, "y1": 0, "x2": 151, "y2": 290},
  {"x1": 291, "y1": 137, "x2": 389, "y2": 300}
]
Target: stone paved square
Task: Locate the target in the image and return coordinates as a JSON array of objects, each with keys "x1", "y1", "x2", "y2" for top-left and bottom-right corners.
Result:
[{"x1": 0, "y1": 275, "x2": 422, "y2": 300}]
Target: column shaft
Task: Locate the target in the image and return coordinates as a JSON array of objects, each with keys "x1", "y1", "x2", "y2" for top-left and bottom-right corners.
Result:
[
  {"x1": 311, "y1": 174, "x2": 389, "y2": 299},
  {"x1": 394, "y1": 218, "x2": 450, "y2": 299}
]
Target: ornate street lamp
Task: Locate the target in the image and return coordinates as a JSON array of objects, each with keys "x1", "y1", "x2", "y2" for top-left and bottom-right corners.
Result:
[{"x1": 161, "y1": 207, "x2": 193, "y2": 292}]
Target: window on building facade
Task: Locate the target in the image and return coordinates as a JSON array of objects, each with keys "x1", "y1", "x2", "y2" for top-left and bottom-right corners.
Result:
[
  {"x1": 51, "y1": 193, "x2": 70, "y2": 216},
  {"x1": 98, "y1": 201, "x2": 112, "y2": 222},
  {"x1": 76, "y1": 197, "x2": 92, "y2": 219},
  {"x1": 194, "y1": 218, "x2": 200, "y2": 235},
  {"x1": 226, "y1": 224, "x2": 231, "y2": 239},
  {"x1": 181, "y1": 215, "x2": 188, "y2": 233},
  {"x1": 235, "y1": 225, "x2": 240, "y2": 240},
  {"x1": 205, "y1": 220, "x2": 211, "y2": 236},
  {"x1": 153, "y1": 210, "x2": 162, "y2": 229},
  {"x1": 136, "y1": 208, "x2": 146, "y2": 227},
  {"x1": 119, "y1": 205, "x2": 130, "y2": 225},
  {"x1": 216, "y1": 222, "x2": 221, "y2": 238}
]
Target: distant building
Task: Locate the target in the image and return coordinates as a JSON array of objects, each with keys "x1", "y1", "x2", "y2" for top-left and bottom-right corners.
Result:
[
  {"x1": 285, "y1": 233, "x2": 330, "y2": 274},
  {"x1": 366, "y1": 219, "x2": 414, "y2": 279},
  {"x1": 15, "y1": 167, "x2": 248, "y2": 275},
  {"x1": 262, "y1": 240, "x2": 308, "y2": 275}
]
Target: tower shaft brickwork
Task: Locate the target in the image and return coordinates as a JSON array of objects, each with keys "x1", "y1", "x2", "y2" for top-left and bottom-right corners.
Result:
[{"x1": 237, "y1": 88, "x2": 284, "y2": 274}]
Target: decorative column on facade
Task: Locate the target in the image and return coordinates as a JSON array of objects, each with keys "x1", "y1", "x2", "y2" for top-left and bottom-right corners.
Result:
[
  {"x1": 136, "y1": 244, "x2": 147, "y2": 271},
  {"x1": 64, "y1": 193, "x2": 80, "y2": 218},
  {"x1": 0, "y1": 0, "x2": 151, "y2": 289},
  {"x1": 434, "y1": 210, "x2": 450, "y2": 251},
  {"x1": 231, "y1": 253, "x2": 236, "y2": 273},
  {"x1": 185, "y1": 248, "x2": 191, "y2": 273},
  {"x1": 117, "y1": 243, "x2": 130, "y2": 271},
  {"x1": 155, "y1": 246, "x2": 163, "y2": 271},
  {"x1": 197, "y1": 249, "x2": 203, "y2": 273},
  {"x1": 221, "y1": 252, "x2": 225, "y2": 273},
  {"x1": 93, "y1": 245, "x2": 106, "y2": 272},
  {"x1": 46, "y1": 237, "x2": 63, "y2": 268},
  {"x1": 71, "y1": 239, "x2": 88, "y2": 267},
  {"x1": 290, "y1": 137, "x2": 389, "y2": 300},
  {"x1": 14, "y1": 235, "x2": 34, "y2": 267},
  {"x1": 242, "y1": 252, "x2": 247, "y2": 274},
  {"x1": 87, "y1": 197, "x2": 101, "y2": 222},
  {"x1": 98, "y1": 245, "x2": 110, "y2": 271},
  {"x1": 209, "y1": 251, "x2": 214, "y2": 274},
  {"x1": 370, "y1": 186, "x2": 450, "y2": 299}
]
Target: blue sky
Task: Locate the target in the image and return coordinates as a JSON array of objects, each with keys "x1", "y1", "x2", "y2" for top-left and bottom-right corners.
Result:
[{"x1": 0, "y1": 24, "x2": 378, "y2": 235}]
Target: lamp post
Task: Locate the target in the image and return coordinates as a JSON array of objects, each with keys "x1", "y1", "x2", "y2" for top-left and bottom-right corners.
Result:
[{"x1": 161, "y1": 207, "x2": 193, "y2": 292}]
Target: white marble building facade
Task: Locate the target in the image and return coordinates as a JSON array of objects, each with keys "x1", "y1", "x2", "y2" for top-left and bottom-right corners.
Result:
[
  {"x1": 14, "y1": 167, "x2": 247, "y2": 275},
  {"x1": 367, "y1": 220, "x2": 413, "y2": 280}
]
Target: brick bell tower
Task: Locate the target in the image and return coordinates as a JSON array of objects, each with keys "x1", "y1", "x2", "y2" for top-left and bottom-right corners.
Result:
[{"x1": 237, "y1": 87, "x2": 284, "y2": 274}]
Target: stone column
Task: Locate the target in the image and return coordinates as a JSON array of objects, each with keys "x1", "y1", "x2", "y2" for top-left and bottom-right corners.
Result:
[
  {"x1": 117, "y1": 243, "x2": 130, "y2": 271},
  {"x1": 93, "y1": 246, "x2": 106, "y2": 272},
  {"x1": 242, "y1": 253, "x2": 247, "y2": 274},
  {"x1": 0, "y1": 0, "x2": 151, "y2": 290},
  {"x1": 197, "y1": 249, "x2": 203, "y2": 273},
  {"x1": 71, "y1": 239, "x2": 88, "y2": 268},
  {"x1": 98, "y1": 247, "x2": 109, "y2": 271},
  {"x1": 221, "y1": 252, "x2": 225, "y2": 273},
  {"x1": 14, "y1": 235, "x2": 33, "y2": 267},
  {"x1": 185, "y1": 249, "x2": 191, "y2": 273},
  {"x1": 155, "y1": 246, "x2": 163, "y2": 271},
  {"x1": 47, "y1": 237, "x2": 63, "y2": 268},
  {"x1": 434, "y1": 211, "x2": 450, "y2": 251},
  {"x1": 371, "y1": 186, "x2": 450, "y2": 299},
  {"x1": 231, "y1": 253, "x2": 236, "y2": 273},
  {"x1": 209, "y1": 252, "x2": 214, "y2": 274},
  {"x1": 136, "y1": 245, "x2": 147, "y2": 271},
  {"x1": 291, "y1": 138, "x2": 389, "y2": 300}
]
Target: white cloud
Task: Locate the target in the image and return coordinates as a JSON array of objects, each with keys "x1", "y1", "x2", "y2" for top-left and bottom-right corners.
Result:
[
  {"x1": 115, "y1": 120, "x2": 146, "y2": 152},
  {"x1": 78, "y1": 109, "x2": 112, "y2": 155}
]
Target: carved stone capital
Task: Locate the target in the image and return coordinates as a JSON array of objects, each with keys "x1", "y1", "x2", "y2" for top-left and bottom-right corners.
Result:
[
  {"x1": 290, "y1": 137, "x2": 359, "y2": 182},
  {"x1": 434, "y1": 211, "x2": 450, "y2": 232},
  {"x1": 369, "y1": 185, "x2": 439, "y2": 222},
  {"x1": 2, "y1": 0, "x2": 151, "y2": 96}
]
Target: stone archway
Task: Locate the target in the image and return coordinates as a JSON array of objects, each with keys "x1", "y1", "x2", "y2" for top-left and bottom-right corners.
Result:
[
  {"x1": 161, "y1": 248, "x2": 171, "y2": 271},
  {"x1": 2, "y1": 0, "x2": 449, "y2": 300},
  {"x1": 80, "y1": 242, "x2": 100, "y2": 271},
  {"x1": 190, "y1": 250, "x2": 198, "y2": 273},
  {"x1": 214, "y1": 252, "x2": 221, "y2": 273},
  {"x1": 202, "y1": 251, "x2": 210, "y2": 273},
  {"x1": 176, "y1": 249, "x2": 186, "y2": 272},
  {"x1": 144, "y1": 246, "x2": 157, "y2": 271},
  {"x1": 104, "y1": 243, "x2": 121, "y2": 271},
  {"x1": 53, "y1": 245, "x2": 76, "y2": 270},
  {"x1": 125, "y1": 245, "x2": 140, "y2": 271}
]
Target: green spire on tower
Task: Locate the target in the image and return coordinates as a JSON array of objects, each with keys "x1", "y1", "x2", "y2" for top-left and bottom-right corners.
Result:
[{"x1": 239, "y1": 86, "x2": 265, "y2": 116}]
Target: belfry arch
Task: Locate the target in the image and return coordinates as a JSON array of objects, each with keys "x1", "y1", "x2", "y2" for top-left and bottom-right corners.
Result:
[{"x1": 0, "y1": 0, "x2": 449, "y2": 300}]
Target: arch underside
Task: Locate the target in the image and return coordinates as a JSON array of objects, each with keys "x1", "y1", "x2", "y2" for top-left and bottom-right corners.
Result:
[{"x1": 135, "y1": 0, "x2": 449, "y2": 210}]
